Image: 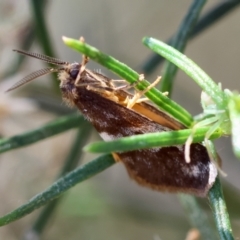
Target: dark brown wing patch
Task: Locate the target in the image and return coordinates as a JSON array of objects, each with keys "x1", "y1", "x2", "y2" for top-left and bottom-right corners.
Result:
[{"x1": 72, "y1": 88, "x2": 216, "y2": 197}]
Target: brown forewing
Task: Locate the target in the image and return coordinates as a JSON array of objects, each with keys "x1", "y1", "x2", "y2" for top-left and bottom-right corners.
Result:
[{"x1": 69, "y1": 86, "x2": 214, "y2": 197}]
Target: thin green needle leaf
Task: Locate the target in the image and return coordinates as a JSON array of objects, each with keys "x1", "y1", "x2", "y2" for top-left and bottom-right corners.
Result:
[
  {"x1": 179, "y1": 194, "x2": 217, "y2": 240},
  {"x1": 208, "y1": 177, "x2": 234, "y2": 240},
  {"x1": 29, "y1": 122, "x2": 92, "y2": 236},
  {"x1": 207, "y1": 141, "x2": 234, "y2": 239},
  {"x1": 30, "y1": 0, "x2": 58, "y2": 90},
  {"x1": 143, "y1": 37, "x2": 227, "y2": 108},
  {"x1": 161, "y1": 0, "x2": 206, "y2": 94},
  {"x1": 228, "y1": 93, "x2": 240, "y2": 158},
  {"x1": 85, "y1": 128, "x2": 222, "y2": 153},
  {"x1": 63, "y1": 36, "x2": 193, "y2": 127},
  {"x1": 0, "y1": 154, "x2": 115, "y2": 226},
  {"x1": 30, "y1": 0, "x2": 53, "y2": 56},
  {"x1": 0, "y1": 113, "x2": 83, "y2": 154}
]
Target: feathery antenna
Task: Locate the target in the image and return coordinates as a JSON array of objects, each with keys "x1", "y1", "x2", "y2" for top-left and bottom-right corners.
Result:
[
  {"x1": 6, "y1": 50, "x2": 69, "y2": 92},
  {"x1": 6, "y1": 68, "x2": 60, "y2": 92},
  {"x1": 13, "y1": 49, "x2": 69, "y2": 65}
]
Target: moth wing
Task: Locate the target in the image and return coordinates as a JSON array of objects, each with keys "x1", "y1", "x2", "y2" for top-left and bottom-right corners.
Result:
[{"x1": 74, "y1": 89, "x2": 217, "y2": 197}]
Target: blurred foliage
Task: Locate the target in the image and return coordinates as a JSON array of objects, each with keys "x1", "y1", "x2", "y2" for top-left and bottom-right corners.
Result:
[{"x1": 0, "y1": 1, "x2": 240, "y2": 240}]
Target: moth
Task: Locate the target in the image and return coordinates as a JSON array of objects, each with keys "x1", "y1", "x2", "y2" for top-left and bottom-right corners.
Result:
[{"x1": 7, "y1": 49, "x2": 218, "y2": 197}]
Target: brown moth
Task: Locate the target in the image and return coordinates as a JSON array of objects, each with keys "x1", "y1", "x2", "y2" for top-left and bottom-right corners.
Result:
[{"x1": 7, "y1": 49, "x2": 218, "y2": 197}]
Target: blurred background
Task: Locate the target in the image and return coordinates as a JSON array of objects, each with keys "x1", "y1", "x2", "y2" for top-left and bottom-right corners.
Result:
[{"x1": 0, "y1": 1, "x2": 240, "y2": 239}]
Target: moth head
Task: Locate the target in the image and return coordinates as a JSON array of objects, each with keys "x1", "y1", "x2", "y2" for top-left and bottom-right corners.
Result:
[{"x1": 58, "y1": 62, "x2": 81, "y2": 87}]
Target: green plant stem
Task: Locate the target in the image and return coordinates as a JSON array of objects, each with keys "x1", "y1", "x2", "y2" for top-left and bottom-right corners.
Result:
[
  {"x1": 63, "y1": 36, "x2": 193, "y2": 127},
  {"x1": 85, "y1": 127, "x2": 222, "y2": 153},
  {"x1": 0, "y1": 113, "x2": 82, "y2": 154},
  {"x1": 161, "y1": 0, "x2": 206, "y2": 94},
  {"x1": 143, "y1": 37, "x2": 227, "y2": 108},
  {"x1": 178, "y1": 194, "x2": 217, "y2": 240},
  {"x1": 26, "y1": 122, "x2": 92, "y2": 238},
  {"x1": 29, "y1": 0, "x2": 54, "y2": 58},
  {"x1": 208, "y1": 177, "x2": 234, "y2": 240},
  {"x1": 29, "y1": 0, "x2": 58, "y2": 90},
  {"x1": 0, "y1": 154, "x2": 115, "y2": 226},
  {"x1": 228, "y1": 94, "x2": 240, "y2": 158}
]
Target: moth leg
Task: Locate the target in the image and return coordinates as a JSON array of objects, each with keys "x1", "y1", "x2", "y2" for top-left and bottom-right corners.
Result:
[
  {"x1": 75, "y1": 55, "x2": 89, "y2": 86},
  {"x1": 185, "y1": 128, "x2": 196, "y2": 164},
  {"x1": 111, "y1": 74, "x2": 147, "y2": 92},
  {"x1": 185, "y1": 116, "x2": 219, "y2": 163},
  {"x1": 111, "y1": 74, "x2": 161, "y2": 92},
  {"x1": 79, "y1": 36, "x2": 85, "y2": 42},
  {"x1": 78, "y1": 37, "x2": 92, "y2": 76},
  {"x1": 126, "y1": 76, "x2": 162, "y2": 109},
  {"x1": 112, "y1": 80, "x2": 127, "y2": 83},
  {"x1": 184, "y1": 117, "x2": 226, "y2": 175},
  {"x1": 86, "y1": 84, "x2": 120, "y2": 102},
  {"x1": 113, "y1": 74, "x2": 146, "y2": 92}
]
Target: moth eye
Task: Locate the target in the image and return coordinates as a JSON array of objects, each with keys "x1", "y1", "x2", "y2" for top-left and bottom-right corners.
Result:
[{"x1": 70, "y1": 69, "x2": 79, "y2": 79}]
